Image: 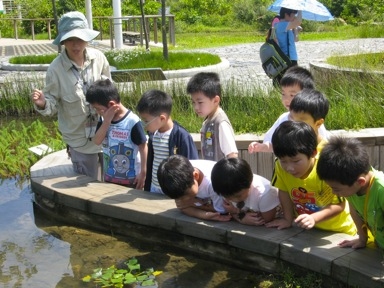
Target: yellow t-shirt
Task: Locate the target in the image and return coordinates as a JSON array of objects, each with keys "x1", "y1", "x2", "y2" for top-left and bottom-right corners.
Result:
[{"x1": 273, "y1": 154, "x2": 356, "y2": 235}]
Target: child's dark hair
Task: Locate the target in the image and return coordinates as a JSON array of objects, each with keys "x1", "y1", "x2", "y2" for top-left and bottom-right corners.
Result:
[
  {"x1": 157, "y1": 155, "x2": 195, "y2": 199},
  {"x1": 136, "y1": 89, "x2": 172, "y2": 116},
  {"x1": 186, "y1": 72, "x2": 221, "y2": 99},
  {"x1": 317, "y1": 136, "x2": 371, "y2": 186},
  {"x1": 279, "y1": 7, "x2": 298, "y2": 18},
  {"x1": 290, "y1": 88, "x2": 329, "y2": 121},
  {"x1": 211, "y1": 157, "x2": 253, "y2": 197},
  {"x1": 272, "y1": 121, "x2": 317, "y2": 159},
  {"x1": 280, "y1": 66, "x2": 315, "y2": 89},
  {"x1": 85, "y1": 78, "x2": 120, "y2": 106}
]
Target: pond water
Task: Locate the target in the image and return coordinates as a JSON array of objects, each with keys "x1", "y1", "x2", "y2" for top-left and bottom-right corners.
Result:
[{"x1": 0, "y1": 178, "x2": 265, "y2": 288}]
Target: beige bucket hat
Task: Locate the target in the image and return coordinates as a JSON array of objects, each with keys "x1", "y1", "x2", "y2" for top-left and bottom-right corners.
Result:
[{"x1": 53, "y1": 11, "x2": 99, "y2": 45}]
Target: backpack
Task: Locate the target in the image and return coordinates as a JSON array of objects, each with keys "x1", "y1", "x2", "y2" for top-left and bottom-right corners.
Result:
[{"x1": 260, "y1": 28, "x2": 292, "y2": 79}]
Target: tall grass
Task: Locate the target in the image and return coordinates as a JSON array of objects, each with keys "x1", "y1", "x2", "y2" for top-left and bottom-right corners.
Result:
[
  {"x1": 0, "y1": 119, "x2": 66, "y2": 179},
  {"x1": 317, "y1": 71, "x2": 384, "y2": 131}
]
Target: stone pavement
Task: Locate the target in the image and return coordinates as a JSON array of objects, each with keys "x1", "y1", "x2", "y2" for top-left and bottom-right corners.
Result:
[{"x1": 3, "y1": 37, "x2": 384, "y2": 86}]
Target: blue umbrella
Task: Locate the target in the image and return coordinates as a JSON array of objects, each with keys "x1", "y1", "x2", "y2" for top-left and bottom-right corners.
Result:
[{"x1": 268, "y1": 0, "x2": 334, "y2": 21}]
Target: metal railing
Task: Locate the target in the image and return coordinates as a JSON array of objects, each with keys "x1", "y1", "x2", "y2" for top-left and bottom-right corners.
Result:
[{"x1": 0, "y1": 15, "x2": 176, "y2": 47}]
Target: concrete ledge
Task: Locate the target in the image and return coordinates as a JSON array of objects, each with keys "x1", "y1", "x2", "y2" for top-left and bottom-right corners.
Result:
[
  {"x1": 30, "y1": 148, "x2": 384, "y2": 288},
  {"x1": 310, "y1": 58, "x2": 384, "y2": 86},
  {"x1": 0, "y1": 58, "x2": 230, "y2": 79}
]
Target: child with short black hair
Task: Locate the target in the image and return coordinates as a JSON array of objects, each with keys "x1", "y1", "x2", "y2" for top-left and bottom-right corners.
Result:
[
  {"x1": 211, "y1": 157, "x2": 280, "y2": 226},
  {"x1": 187, "y1": 72, "x2": 238, "y2": 161},
  {"x1": 157, "y1": 154, "x2": 231, "y2": 221},
  {"x1": 86, "y1": 79, "x2": 147, "y2": 189},
  {"x1": 265, "y1": 121, "x2": 356, "y2": 235},
  {"x1": 289, "y1": 88, "x2": 330, "y2": 146},
  {"x1": 136, "y1": 89, "x2": 198, "y2": 193},
  {"x1": 317, "y1": 136, "x2": 384, "y2": 249},
  {"x1": 248, "y1": 66, "x2": 329, "y2": 153}
]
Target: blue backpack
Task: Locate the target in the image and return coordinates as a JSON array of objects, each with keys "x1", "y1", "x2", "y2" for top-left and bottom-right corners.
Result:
[{"x1": 260, "y1": 29, "x2": 292, "y2": 79}]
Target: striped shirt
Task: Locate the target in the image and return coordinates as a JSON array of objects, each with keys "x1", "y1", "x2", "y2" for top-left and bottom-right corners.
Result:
[{"x1": 151, "y1": 129, "x2": 172, "y2": 189}]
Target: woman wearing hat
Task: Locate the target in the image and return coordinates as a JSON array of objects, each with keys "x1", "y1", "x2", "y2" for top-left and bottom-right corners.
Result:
[{"x1": 31, "y1": 11, "x2": 111, "y2": 180}]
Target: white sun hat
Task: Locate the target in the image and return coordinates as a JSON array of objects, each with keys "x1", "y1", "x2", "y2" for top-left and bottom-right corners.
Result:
[{"x1": 53, "y1": 11, "x2": 100, "y2": 45}]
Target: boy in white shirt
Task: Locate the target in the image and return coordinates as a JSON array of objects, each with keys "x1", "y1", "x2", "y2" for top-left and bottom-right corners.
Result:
[
  {"x1": 248, "y1": 66, "x2": 328, "y2": 154},
  {"x1": 157, "y1": 154, "x2": 231, "y2": 221},
  {"x1": 211, "y1": 157, "x2": 280, "y2": 226}
]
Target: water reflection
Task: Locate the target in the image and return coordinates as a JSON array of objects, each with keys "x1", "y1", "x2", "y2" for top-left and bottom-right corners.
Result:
[
  {"x1": 0, "y1": 178, "x2": 263, "y2": 288},
  {"x1": 0, "y1": 179, "x2": 72, "y2": 287}
]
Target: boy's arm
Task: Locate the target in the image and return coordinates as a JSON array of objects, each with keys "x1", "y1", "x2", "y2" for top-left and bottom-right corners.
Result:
[
  {"x1": 144, "y1": 135, "x2": 153, "y2": 192},
  {"x1": 294, "y1": 201, "x2": 345, "y2": 229},
  {"x1": 218, "y1": 122, "x2": 238, "y2": 158},
  {"x1": 253, "y1": 113, "x2": 289, "y2": 153},
  {"x1": 92, "y1": 105, "x2": 119, "y2": 145},
  {"x1": 265, "y1": 189, "x2": 294, "y2": 229},
  {"x1": 178, "y1": 206, "x2": 231, "y2": 222},
  {"x1": 248, "y1": 141, "x2": 272, "y2": 153},
  {"x1": 134, "y1": 142, "x2": 147, "y2": 190},
  {"x1": 339, "y1": 204, "x2": 368, "y2": 249}
]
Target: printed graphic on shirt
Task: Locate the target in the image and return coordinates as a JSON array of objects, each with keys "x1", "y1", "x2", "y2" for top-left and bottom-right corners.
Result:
[
  {"x1": 290, "y1": 186, "x2": 321, "y2": 215},
  {"x1": 103, "y1": 127, "x2": 137, "y2": 185},
  {"x1": 202, "y1": 122, "x2": 215, "y2": 159}
]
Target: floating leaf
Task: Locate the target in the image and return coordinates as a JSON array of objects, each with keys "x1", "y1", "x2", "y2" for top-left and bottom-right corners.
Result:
[
  {"x1": 128, "y1": 263, "x2": 141, "y2": 271},
  {"x1": 141, "y1": 279, "x2": 157, "y2": 286},
  {"x1": 137, "y1": 274, "x2": 149, "y2": 281},
  {"x1": 115, "y1": 269, "x2": 128, "y2": 274}
]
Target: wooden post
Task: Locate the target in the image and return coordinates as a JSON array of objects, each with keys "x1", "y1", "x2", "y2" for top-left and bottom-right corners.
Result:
[
  {"x1": 109, "y1": 18, "x2": 114, "y2": 49},
  {"x1": 13, "y1": 19, "x2": 18, "y2": 40},
  {"x1": 145, "y1": 17, "x2": 150, "y2": 43},
  {"x1": 139, "y1": 18, "x2": 143, "y2": 46},
  {"x1": 153, "y1": 17, "x2": 158, "y2": 44},
  {"x1": 99, "y1": 18, "x2": 103, "y2": 40},
  {"x1": 47, "y1": 20, "x2": 51, "y2": 40},
  {"x1": 31, "y1": 20, "x2": 35, "y2": 40},
  {"x1": 169, "y1": 15, "x2": 175, "y2": 46}
]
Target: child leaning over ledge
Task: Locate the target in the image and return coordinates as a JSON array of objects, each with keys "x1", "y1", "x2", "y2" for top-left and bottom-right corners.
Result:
[
  {"x1": 266, "y1": 121, "x2": 356, "y2": 235},
  {"x1": 157, "y1": 155, "x2": 231, "y2": 222},
  {"x1": 317, "y1": 136, "x2": 383, "y2": 249},
  {"x1": 211, "y1": 157, "x2": 280, "y2": 226}
]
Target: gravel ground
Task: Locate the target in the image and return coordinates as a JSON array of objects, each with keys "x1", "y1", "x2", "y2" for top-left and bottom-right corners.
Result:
[{"x1": 198, "y1": 38, "x2": 384, "y2": 86}]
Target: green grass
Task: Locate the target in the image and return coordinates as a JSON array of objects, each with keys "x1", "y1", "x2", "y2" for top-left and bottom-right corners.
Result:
[
  {"x1": 327, "y1": 52, "x2": 384, "y2": 70},
  {"x1": 105, "y1": 49, "x2": 221, "y2": 70},
  {"x1": 9, "y1": 53, "x2": 58, "y2": 64},
  {"x1": 173, "y1": 31, "x2": 262, "y2": 49}
]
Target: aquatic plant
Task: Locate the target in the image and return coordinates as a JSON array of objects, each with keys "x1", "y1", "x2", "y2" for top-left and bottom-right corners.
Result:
[{"x1": 82, "y1": 257, "x2": 162, "y2": 288}]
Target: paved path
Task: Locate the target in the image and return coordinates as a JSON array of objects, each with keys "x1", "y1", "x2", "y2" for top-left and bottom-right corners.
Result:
[{"x1": 1, "y1": 37, "x2": 384, "y2": 85}]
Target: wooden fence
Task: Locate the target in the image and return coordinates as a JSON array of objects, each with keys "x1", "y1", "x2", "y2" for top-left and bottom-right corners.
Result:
[{"x1": 193, "y1": 127, "x2": 384, "y2": 181}]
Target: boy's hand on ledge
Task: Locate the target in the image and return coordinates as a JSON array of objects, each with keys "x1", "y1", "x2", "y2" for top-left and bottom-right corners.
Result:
[
  {"x1": 338, "y1": 238, "x2": 367, "y2": 249},
  {"x1": 205, "y1": 212, "x2": 232, "y2": 222},
  {"x1": 294, "y1": 214, "x2": 315, "y2": 229},
  {"x1": 236, "y1": 212, "x2": 265, "y2": 226},
  {"x1": 265, "y1": 218, "x2": 292, "y2": 230}
]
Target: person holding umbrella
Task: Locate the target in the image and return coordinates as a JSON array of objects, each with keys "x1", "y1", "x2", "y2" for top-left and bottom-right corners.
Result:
[
  {"x1": 272, "y1": 8, "x2": 302, "y2": 85},
  {"x1": 274, "y1": 8, "x2": 302, "y2": 66}
]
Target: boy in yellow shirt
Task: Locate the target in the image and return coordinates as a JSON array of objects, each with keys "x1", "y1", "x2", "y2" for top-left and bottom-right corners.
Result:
[{"x1": 265, "y1": 121, "x2": 356, "y2": 235}]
